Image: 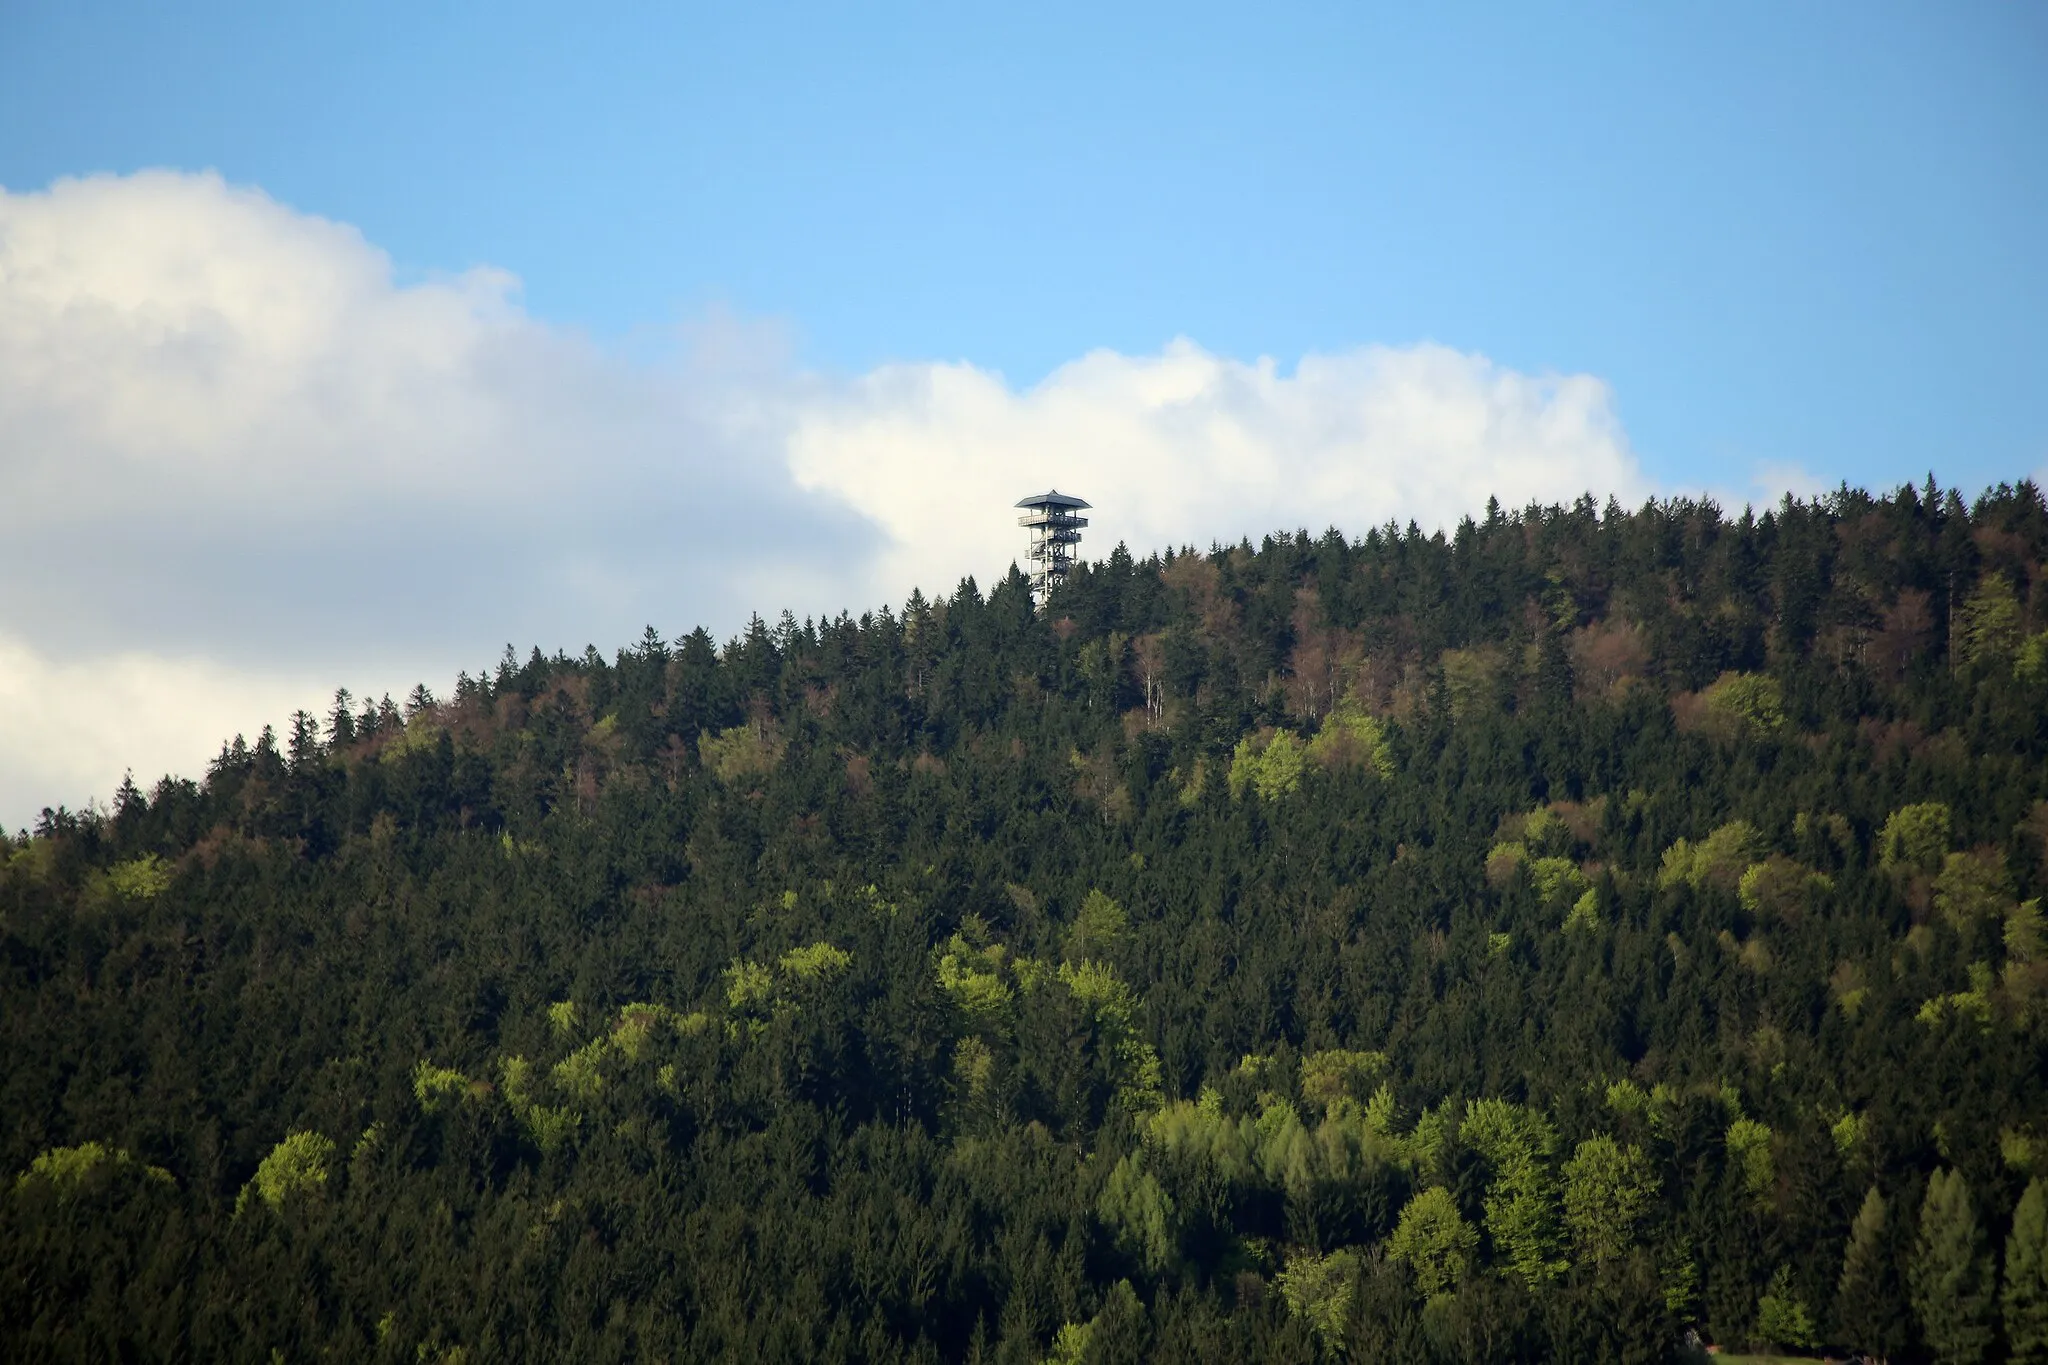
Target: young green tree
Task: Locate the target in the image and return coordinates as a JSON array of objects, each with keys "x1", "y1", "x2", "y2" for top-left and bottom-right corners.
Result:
[
  {"x1": 1958, "y1": 573, "x2": 2024, "y2": 669},
  {"x1": 235, "y1": 1130, "x2": 335, "y2": 1217},
  {"x1": 1755, "y1": 1265, "x2": 1818, "y2": 1351},
  {"x1": 1276, "y1": 1247, "x2": 1360, "y2": 1350},
  {"x1": 1911, "y1": 1169, "x2": 1995, "y2": 1364},
  {"x1": 2007, "y1": 1178, "x2": 2048, "y2": 1364},
  {"x1": 1560, "y1": 1135, "x2": 1660, "y2": 1267},
  {"x1": 1460, "y1": 1099, "x2": 1566, "y2": 1288},
  {"x1": 1387, "y1": 1186, "x2": 1478, "y2": 1301},
  {"x1": 1879, "y1": 802, "x2": 1952, "y2": 879},
  {"x1": 1063, "y1": 888, "x2": 1129, "y2": 965}
]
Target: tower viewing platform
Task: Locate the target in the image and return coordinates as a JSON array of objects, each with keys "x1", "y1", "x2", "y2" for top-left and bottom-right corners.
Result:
[{"x1": 1015, "y1": 490, "x2": 1090, "y2": 605}]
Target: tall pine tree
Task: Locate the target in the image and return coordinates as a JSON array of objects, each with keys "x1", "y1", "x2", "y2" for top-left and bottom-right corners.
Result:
[
  {"x1": 1835, "y1": 1186, "x2": 1909, "y2": 1362},
  {"x1": 1912, "y1": 1169, "x2": 1995, "y2": 1365},
  {"x1": 2007, "y1": 1178, "x2": 2048, "y2": 1365}
]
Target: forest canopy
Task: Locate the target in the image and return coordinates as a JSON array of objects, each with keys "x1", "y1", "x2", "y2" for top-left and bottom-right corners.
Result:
[{"x1": 6, "y1": 478, "x2": 2048, "y2": 1362}]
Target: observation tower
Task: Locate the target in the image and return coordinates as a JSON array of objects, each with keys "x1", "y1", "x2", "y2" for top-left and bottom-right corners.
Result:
[{"x1": 1015, "y1": 490, "x2": 1090, "y2": 605}]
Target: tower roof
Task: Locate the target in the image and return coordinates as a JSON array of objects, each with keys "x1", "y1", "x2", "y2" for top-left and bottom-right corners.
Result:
[{"x1": 1014, "y1": 489, "x2": 1091, "y2": 510}]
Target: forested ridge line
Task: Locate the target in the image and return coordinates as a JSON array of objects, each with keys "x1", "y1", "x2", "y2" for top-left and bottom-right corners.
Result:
[{"x1": 7, "y1": 478, "x2": 2048, "y2": 1363}]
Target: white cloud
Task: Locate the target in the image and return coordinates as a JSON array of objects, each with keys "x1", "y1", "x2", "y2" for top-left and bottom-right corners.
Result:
[
  {"x1": 0, "y1": 170, "x2": 867, "y2": 671},
  {"x1": 790, "y1": 342, "x2": 1649, "y2": 599},
  {"x1": 1745, "y1": 461, "x2": 1831, "y2": 504},
  {"x1": 0, "y1": 169, "x2": 1657, "y2": 827},
  {"x1": 0, "y1": 629, "x2": 332, "y2": 828}
]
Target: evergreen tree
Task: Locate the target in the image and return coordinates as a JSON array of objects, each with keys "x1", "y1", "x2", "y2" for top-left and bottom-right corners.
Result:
[
  {"x1": 2008, "y1": 1178, "x2": 2048, "y2": 1365},
  {"x1": 326, "y1": 687, "x2": 356, "y2": 747},
  {"x1": 1836, "y1": 1186, "x2": 1909, "y2": 1362},
  {"x1": 1912, "y1": 1169, "x2": 1995, "y2": 1365},
  {"x1": 3, "y1": 481, "x2": 2048, "y2": 1358},
  {"x1": 286, "y1": 708, "x2": 322, "y2": 771},
  {"x1": 1756, "y1": 1265, "x2": 1819, "y2": 1352}
]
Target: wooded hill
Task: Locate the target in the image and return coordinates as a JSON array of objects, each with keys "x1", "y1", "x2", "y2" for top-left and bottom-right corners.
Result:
[{"x1": 6, "y1": 478, "x2": 2048, "y2": 1363}]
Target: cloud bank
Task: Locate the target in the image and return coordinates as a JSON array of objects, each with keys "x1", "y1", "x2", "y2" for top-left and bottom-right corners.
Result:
[
  {"x1": 791, "y1": 343, "x2": 1645, "y2": 597},
  {"x1": 0, "y1": 170, "x2": 866, "y2": 669},
  {"x1": 2, "y1": 170, "x2": 1655, "y2": 826}
]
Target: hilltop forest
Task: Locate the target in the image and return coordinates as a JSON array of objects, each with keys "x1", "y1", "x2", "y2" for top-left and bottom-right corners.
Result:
[{"x1": 8, "y1": 479, "x2": 2048, "y2": 1363}]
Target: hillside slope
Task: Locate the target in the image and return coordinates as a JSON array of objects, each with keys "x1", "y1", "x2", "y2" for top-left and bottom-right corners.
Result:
[{"x1": 6, "y1": 479, "x2": 2048, "y2": 1362}]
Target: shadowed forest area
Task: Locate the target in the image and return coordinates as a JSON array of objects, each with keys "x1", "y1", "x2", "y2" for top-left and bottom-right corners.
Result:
[{"x1": 7, "y1": 478, "x2": 2048, "y2": 1362}]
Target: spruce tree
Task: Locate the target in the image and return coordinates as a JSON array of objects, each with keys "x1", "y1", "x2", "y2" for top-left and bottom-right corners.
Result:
[
  {"x1": 1836, "y1": 1186, "x2": 1908, "y2": 1362},
  {"x1": 1911, "y1": 1169, "x2": 1995, "y2": 1365},
  {"x1": 2008, "y1": 1178, "x2": 2048, "y2": 1365}
]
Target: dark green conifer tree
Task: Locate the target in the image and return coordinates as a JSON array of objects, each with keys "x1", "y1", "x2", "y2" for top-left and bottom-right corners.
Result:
[
  {"x1": 1836, "y1": 1186, "x2": 1909, "y2": 1362},
  {"x1": 1912, "y1": 1169, "x2": 1994, "y2": 1365}
]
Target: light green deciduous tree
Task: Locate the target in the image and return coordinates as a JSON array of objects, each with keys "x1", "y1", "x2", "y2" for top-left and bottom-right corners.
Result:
[
  {"x1": 1561, "y1": 1135, "x2": 1660, "y2": 1267},
  {"x1": 1387, "y1": 1185, "x2": 1477, "y2": 1300}
]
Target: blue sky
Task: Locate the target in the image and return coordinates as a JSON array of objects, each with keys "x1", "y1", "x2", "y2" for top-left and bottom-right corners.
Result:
[
  {"x1": 1, "y1": 1, "x2": 2045, "y2": 824},
  {"x1": 5, "y1": 1, "x2": 2043, "y2": 490}
]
